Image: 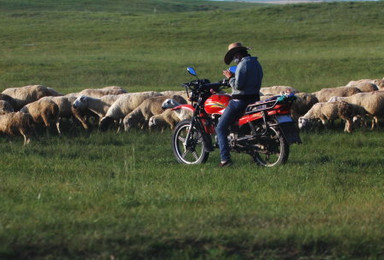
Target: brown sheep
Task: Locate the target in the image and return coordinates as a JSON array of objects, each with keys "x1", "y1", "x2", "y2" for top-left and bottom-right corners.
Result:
[
  {"x1": 298, "y1": 101, "x2": 366, "y2": 133},
  {"x1": 290, "y1": 92, "x2": 319, "y2": 121},
  {"x1": 122, "y1": 95, "x2": 187, "y2": 131},
  {"x1": 329, "y1": 91, "x2": 384, "y2": 129},
  {"x1": 37, "y1": 95, "x2": 82, "y2": 132},
  {"x1": 1, "y1": 85, "x2": 61, "y2": 110},
  {"x1": 148, "y1": 109, "x2": 179, "y2": 131},
  {"x1": 20, "y1": 98, "x2": 60, "y2": 135},
  {"x1": 0, "y1": 94, "x2": 18, "y2": 110},
  {"x1": 148, "y1": 107, "x2": 193, "y2": 131},
  {"x1": 313, "y1": 86, "x2": 361, "y2": 102},
  {"x1": 99, "y1": 91, "x2": 163, "y2": 131},
  {"x1": 0, "y1": 100, "x2": 15, "y2": 115},
  {"x1": 0, "y1": 111, "x2": 34, "y2": 145},
  {"x1": 148, "y1": 98, "x2": 193, "y2": 131}
]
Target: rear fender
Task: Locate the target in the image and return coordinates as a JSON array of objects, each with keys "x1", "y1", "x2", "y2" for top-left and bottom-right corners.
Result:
[
  {"x1": 278, "y1": 122, "x2": 302, "y2": 144},
  {"x1": 274, "y1": 115, "x2": 302, "y2": 144}
]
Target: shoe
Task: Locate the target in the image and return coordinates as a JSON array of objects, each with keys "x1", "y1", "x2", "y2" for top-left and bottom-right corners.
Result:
[{"x1": 219, "y1": 159, "x2": 233, "y2": 168}]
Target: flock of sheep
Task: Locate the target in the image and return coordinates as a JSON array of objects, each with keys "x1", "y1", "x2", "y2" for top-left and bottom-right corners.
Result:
[
  {"x1": 281, "y1": 78, "x2": 384, "y2": 133},
  {"x1": 0, "y1": 85, "x2": 191, "y2": 144},
  {"x1": 0, "y1": 76, "x2": 383, "y2": 145}
]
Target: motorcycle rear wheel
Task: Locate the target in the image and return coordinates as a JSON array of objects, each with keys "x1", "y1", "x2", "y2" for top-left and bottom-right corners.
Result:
[
  {"x1": 172, "y1": 119, "x2": 209, "y2": 164},
  {"x1": 252, "y1": 126, "x2": 289, "y2": 167}
]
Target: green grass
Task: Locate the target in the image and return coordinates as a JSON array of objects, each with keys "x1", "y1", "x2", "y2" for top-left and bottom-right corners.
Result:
[
  {"x1": 1, "y1": 0, "x2": 384, "y2": 259},
  {"x1": 2, "y1": 129, "x2": 384, "y2": 259}
]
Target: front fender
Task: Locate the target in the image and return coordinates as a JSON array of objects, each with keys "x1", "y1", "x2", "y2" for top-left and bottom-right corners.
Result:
[{"x1": 171, "y1": 104, "x2": 195, "y2": 112}]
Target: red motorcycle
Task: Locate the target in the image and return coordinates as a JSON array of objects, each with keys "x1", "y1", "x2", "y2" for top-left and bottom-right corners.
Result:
[{"x1": 171, "y1": 67, "x2": 301, "y2": 167}]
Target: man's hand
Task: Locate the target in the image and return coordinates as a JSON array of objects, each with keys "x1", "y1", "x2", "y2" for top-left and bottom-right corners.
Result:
[{"x1": 223, "y1": 70, "x2": 234, "y2": 79}]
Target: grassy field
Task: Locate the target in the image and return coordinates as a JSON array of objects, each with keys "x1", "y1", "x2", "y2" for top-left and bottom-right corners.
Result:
[
  {"x1": 1, "y1": 0, "x2": 383, "y2": 92},
  {"x1": 1, "y1": 0, "x2": 384, "y2": 259}
]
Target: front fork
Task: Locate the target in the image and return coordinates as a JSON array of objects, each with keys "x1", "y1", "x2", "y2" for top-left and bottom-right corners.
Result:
[{"x1": 186, "y1": 117, "x2": 214, "y2": 152}]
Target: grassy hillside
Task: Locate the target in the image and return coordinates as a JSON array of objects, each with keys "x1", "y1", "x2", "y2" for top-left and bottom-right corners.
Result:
[
  {"x1": 0, "y1": 0, "x2": 383, "y2": 93},
  {"x1": 1, "y1": 1, "x2": 384, "y2": 259},
  {"x1": 0, "y1": 0, "x2": 259, "y2": 13}
]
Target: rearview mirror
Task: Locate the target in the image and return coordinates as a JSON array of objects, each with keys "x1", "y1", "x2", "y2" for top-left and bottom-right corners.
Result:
[{"x1": 187, "y1": 67, "x2": 197, "y2": 76}]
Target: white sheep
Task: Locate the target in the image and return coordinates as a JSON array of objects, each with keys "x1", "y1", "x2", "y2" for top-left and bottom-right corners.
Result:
[
  {"x1": 377, "y1": 79, "x2": 384, "y2": 89},
  {"x1": 72, "y1": 95, "x2": 121, "y2": 129},
  {"x1": 0, "y1": 111, "x2": 34, "y2": 145},
  {"x1": 20, "y1": 98, "x2": 60, "y2": 135},
  {"x1": 122, "y1": 95, "x2": 187, "y2": 131},
  {"x1": 63, "y1": 92, "x2": 80, "y2": 99},
  {"x1": 1, "y1": 85, "x2": 61, "y2": 110},
  {"x1": 313, "y1": 86, "x2": 361, "y2": 102},
  {"x1": 46, "y1": 87, "x2": 63, "y2": 96},
  {"x1": 353, "y1": 82, "x2": 378, "y2": 93},
  {"x1": 260, "y1": 86, "x2": 299, "y2": 95},
  {"x1": 328, "y1": 91, "x2": 384, "y2": 129},
  {"x1": 161, "y1": 98, "x2": 182, "y2": 109},
  {"x1": 160, "y1": 90, "x2": 189, "y2": 101},
  {"x1": 298, "y1": 101, "x2": 366, "y2": 133},
  {"x1": 346, "y1": 79, "x2": 384, "y2": 89},
  {"x1": 72, "y1": 95, "x2": 120, "y2": 117},
  {"x1": 77, "y1": 86, "x2": 127, "y2": 98},
  {"x1": 99, "y1": 91, "x2": 163, "y2": 131}
]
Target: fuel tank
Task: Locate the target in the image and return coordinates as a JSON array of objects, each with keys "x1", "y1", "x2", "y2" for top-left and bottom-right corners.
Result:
[{"x1": 204, "y1": 94, "x2": 232, "y2": 115}]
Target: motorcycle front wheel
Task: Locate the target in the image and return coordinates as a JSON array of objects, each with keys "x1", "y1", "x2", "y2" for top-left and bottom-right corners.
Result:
[
  {"x1": 172, "y1": 119, "x2": 209, "y2": 164},
  {"x1": 252, "y1": 126, "x2": 289, "y2": 167}
]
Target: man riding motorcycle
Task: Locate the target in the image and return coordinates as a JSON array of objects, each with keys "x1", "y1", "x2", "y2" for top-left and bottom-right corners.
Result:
[{"x1": 217, "y1": 42, "x2": 264, "y2": 167}]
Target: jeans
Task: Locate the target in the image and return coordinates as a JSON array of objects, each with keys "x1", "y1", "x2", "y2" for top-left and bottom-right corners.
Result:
[{"x1": 216, "y1": 98, "x2": 255, "y2": 162}]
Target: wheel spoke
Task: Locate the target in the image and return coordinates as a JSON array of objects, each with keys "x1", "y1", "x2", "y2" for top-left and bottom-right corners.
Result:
[
  {"x1": 192, "y1": 151, "x2": 199, "y2": 160},
  {"x1": 181, "y1": 150, "x2": 189, "y2": 159}
]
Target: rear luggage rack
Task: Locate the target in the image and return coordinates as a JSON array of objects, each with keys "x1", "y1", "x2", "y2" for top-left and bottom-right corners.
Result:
[
  {"x1": 245, "y1": 96, "x2": 279, "y2": 115},
  {"x1": 245, "y1": 94, "x2": 296, "y2": 115}
]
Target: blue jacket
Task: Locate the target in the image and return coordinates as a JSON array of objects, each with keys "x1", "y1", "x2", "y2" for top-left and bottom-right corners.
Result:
[{"x1": 229, "y1": 56, "x2": 263, "y2": 97}]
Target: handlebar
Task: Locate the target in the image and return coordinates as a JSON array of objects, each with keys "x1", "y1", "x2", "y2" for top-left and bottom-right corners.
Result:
[
  {"x1": 181, "y1": 78, "x2": 230, "y2": 102},
  {"x1": 205, "y1": 81, "x2": 227, "y2": 89},
  {"x1": 181, "y1": 79, "x2": 229, "y2": 91}
]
